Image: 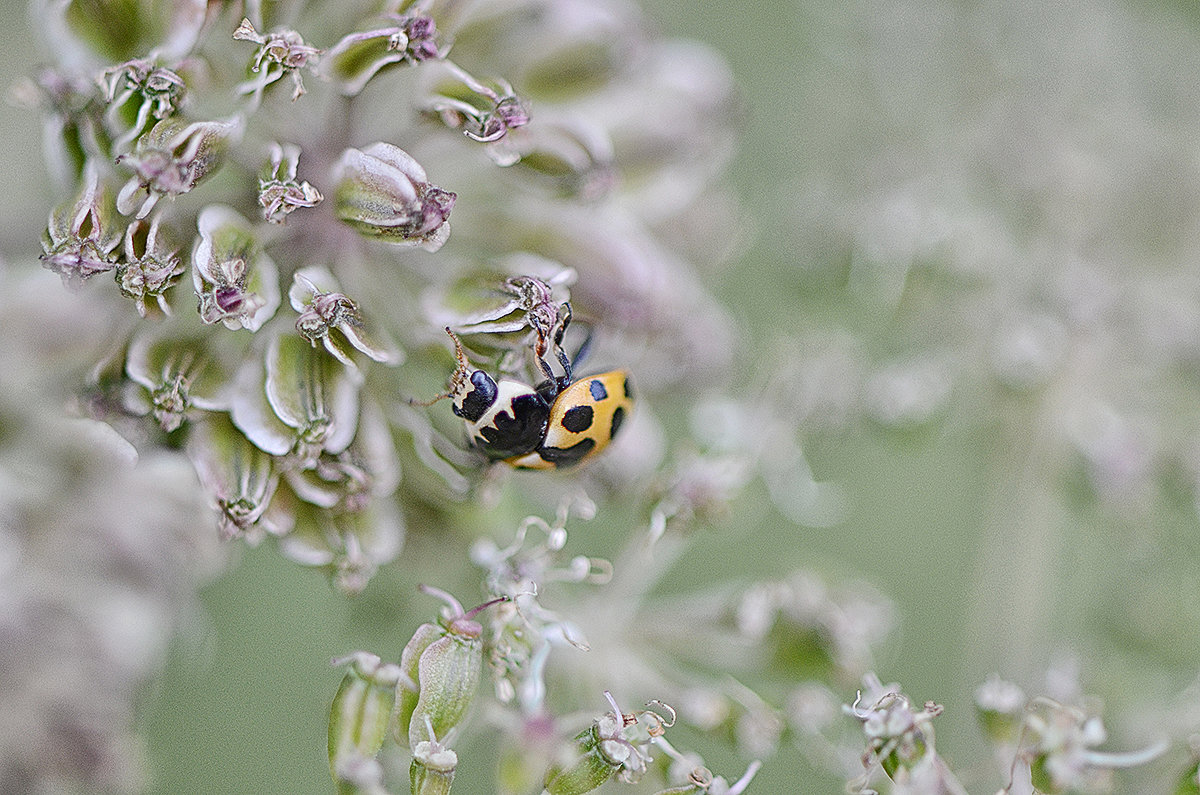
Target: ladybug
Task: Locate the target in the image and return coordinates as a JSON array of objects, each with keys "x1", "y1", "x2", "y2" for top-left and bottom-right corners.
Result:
[{"x1": 432, "y1": 325, "x2": 632, "y2": 470}]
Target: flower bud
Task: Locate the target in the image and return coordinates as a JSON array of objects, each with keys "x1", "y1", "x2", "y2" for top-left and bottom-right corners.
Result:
[
  {"x1": 395, "y1": 589, "x2": 505, "y2": 750},
  {"x1": 333, "y1": 143, "x2": 455, "y2": 252},
  {"x1": 259, "y1": 143, "x2": 322, "y2": 224},
  {"x1": 117, "y1": 116, "x2": 242, "y2": 218},
  {"x1": 40, "y1": 164, "x2": 122, "y2": 287},
  {"x1": 191, "y1": 205, "x2": 280, "y2": 331},
  {"x1": 186, "y1": 413, "x2": 284, "y2": 540},
  {"x1": 328, "y1": 652, "x2": 405, "y2": 786},
  {"x1": 410, "y1": 738, "x2": 457, "y2": 795},
  {"x1": 396, "y1": 621, "x2": 482, "y2": 751},
  {"x1": 543, "y1": 721, "x2": 619, "y2": 795},
  {"x1": 973, "y1": 675, "x2": 1026, "y2": 745},
  {"x1": 124, "y1": 313, "x2": 241, "y2": 431},
  {"x1": 47, "y1": 0, "x2": 207, "y2": 63}
]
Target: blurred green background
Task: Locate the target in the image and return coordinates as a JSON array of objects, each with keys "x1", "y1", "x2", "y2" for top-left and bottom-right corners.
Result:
[{"x1": 6, "y1": 0, "x2": 1200, "y2": 792}]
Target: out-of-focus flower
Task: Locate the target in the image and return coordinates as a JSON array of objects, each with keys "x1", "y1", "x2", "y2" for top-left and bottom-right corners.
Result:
[
  {"x1": 844, "y1": 674, "x2": 966, "y2": 795},
  {"x1": 1007, "y1": 693, "x2": 1166, "y2": 794}
]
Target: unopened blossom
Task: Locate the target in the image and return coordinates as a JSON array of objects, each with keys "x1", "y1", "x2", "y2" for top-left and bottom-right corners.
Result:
[
  {"x1": 12, "y1": 67, "x2": 104, "y2": 186},
  {"x1": 191, "y1": 204, "x2": 279, "y2": 331},
  {"x1": 122, "y1": 312, "x2": 242, "y2": 431},
  {"x1": 396, "y1": 587, "x2": 498, "y2": 750},
  {"x1": 333, "y1": 142, "x2": 456, "y2": 251},
  {"x1": 187, "y1": 413, "x2": 285, "y2": 541},
  {"x1": 116, "y1": 116, "x2": 241, "y2": 218},
  {"x1": 228, "y1": 327, "x2": 360, "y2": 462},
  {"x1": 328, "y1": 652, "x2": 406, "y2": 784},
  {"x1": 39, "y1": 163, "x2": 121, "y2": 286}
]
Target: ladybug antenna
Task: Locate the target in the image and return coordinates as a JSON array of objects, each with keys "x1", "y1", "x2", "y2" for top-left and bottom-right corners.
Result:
[{"x1": 407, "y1": 327, "x2": 473, "y2": 406}]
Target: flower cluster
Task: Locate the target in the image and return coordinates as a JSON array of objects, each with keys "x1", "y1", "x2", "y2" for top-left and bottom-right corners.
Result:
[
  {"x1": 327, "y1": 504, "x2": 778, "y2": 794},
  {"x1": 26, "y1": 0, "x2": 737, "y2": 602}
]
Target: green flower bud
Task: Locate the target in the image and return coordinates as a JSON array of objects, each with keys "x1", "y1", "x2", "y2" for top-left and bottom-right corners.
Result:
[
  {"x1": 974, "y1": 676, "x2": 1026, "y2": 746},
  {"x1": 186, "y1": 413, "x2": 284, "y2": 541},
  {"x1": 333, "y1": 143, "x2": 456, "y2": 252},
  {"x1": 395, "y1": 588, "x2": 505, "y2": 749},
  {"x1": 124, "y1": 311, "x2": 242, "y2": 431},
  {"x1": 54, "y1": 0, "x2": 207, "y2": 62},
  {"x1": 410, "y1": 740, "x2": 457, "y2": 795},
  {"x1": 328, "y1": 652, "x2": 405, "y2": 786},
  {"x1": 543, "y1": 721, "x2": 619, "y2": 795}
]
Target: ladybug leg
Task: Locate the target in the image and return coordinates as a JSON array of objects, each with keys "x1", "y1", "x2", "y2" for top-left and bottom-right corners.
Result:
[{"x1": 553, "y1": 302, "x2": 574, "y2": 380}]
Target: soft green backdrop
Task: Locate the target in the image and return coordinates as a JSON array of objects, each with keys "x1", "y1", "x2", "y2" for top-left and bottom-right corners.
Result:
[{"x1": 5, "y1": 0, "x2": 1200, "y2": 792}]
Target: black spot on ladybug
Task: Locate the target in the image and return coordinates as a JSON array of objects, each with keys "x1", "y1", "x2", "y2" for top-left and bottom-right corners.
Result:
[
  {"x1": 561, "y1": 405, "x2": 594, "y2": 433},
  {"x1": 610, "y1": 406, "x2": 626, "y2": 439},
  {"x1": 455, "y1": 370, "x2": 497, "y2": 422},
  {"x1": 588, "y1": 379, "x2": 608, "y2": 401},
  {"x1": 477, "y1": 393, "x2": 550, "y2": 459},
  {"x1": 538, "y1": 437, "x2": 596, "y2": 467}
]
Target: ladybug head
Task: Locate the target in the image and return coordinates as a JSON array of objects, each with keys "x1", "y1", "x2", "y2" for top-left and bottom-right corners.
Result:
[{"x1": 409, "y1": 327, "x2": 494, "y2": 415}]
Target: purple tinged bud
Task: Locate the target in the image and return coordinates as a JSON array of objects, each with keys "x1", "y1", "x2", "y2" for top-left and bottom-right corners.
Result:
[
  {"x1": 116, "y1": 116, "x2": 242, "y2": 219},
  {"x1": 40, "y1": 164, "x2": 121, "y2": 287},
  {"x1": 191, "y1": 205, "x2": 279, "y2": 331},
  {"x1": 332, "y1": 143, "x2": 456, "y2": 251}
]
